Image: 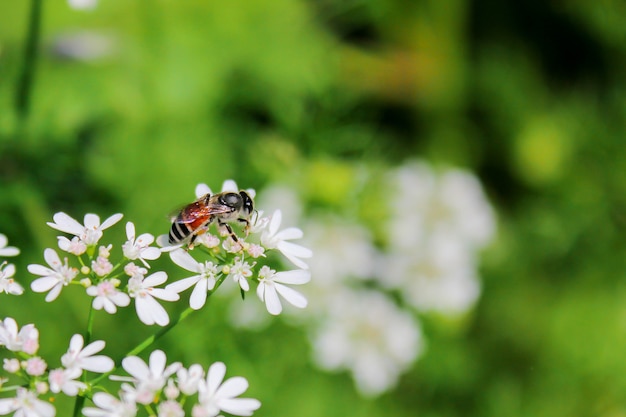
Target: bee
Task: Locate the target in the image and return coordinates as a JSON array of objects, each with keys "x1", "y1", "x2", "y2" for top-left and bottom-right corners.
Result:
[{"x1": 168, "y1": 190, "x2": 254, "y2": 246}]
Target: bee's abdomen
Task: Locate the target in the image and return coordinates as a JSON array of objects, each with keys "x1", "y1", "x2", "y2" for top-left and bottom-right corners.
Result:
[{"x1": 168, "y1": 218, "x2": 193, "y2": 244}]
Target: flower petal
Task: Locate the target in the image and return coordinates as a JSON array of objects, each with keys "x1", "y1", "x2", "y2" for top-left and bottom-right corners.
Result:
[
  {"x1": 48, "y1": 212, "x2": 84, "y2": 235},
  {"x1": 273, "y1": 270, "x2": 310, "y2": 285},
  {"x1": 275, "y1": 283, "x2": 308, "y2": 309},
  {"x1": 100, "y1": 213, "x2": 123, "y2": 230},
  {"x1": 206, "y1": 362, "x2": 226, "y2": 396}
]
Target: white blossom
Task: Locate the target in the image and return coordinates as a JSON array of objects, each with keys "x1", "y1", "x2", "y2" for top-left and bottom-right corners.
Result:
[
  {"x1": 128, "y1": 272, "x2": 179, "y2": 326},
  {"x1": 166, "y1": 249, "x2": 219, "y2": 310},
  {"x1": 87, "y1": 280, "x2": 131, "y2": 314},
  {"x1": 57, "y1": 236, "x2": 87, "y2": 255},
  {"x1": 0, "y1": 262, "x2": 24, "y2": 295},
  {"x1": 82, "y1": 391, "x2": 137, "y2": 417},
  {"x1": 28, "y1": 248, "x2": 78, "y2": 302},
  {"x1": 122, "y1": 222, "x2": 161, "y2": 268},
  {"x1": 193, "y1": 362, "x2": 261, "y2": 417},
  {"x1": 228, "y1": 259, "x2": 254, "y2": 292},
  {"x1": 47, "y1": 212, "x2": 123, "y2": 246},
  {"x1": 0, "y1": 233, "x2": 19, "y2": 257},
  {"x1": 176, "y1": 364, "x2": 204, "y2": 396},
  {"x1": 310, "y1": 289, "x2": 423, "y2": 397},
  {"x1": 256, "y1": 266, "x2": 310, "y2": 315},
  {"x1": 261, "y1": 210, "x2": 312, "y2": 269},
  {"x1": 0, "y1": 317, "x2": 39, "y2": 354},
  {"x1": 61, "y1": 334, "x2": 114, "y2": 373},
  {"x1": 0, "y1": 388, "x2": 55, "y2": 417},
  {"x1": 119, "y1": 350, "x2": 181, "y2": 405},
  {"x1": 48, "y1": 367, "x2": 86, "y2": 396}
]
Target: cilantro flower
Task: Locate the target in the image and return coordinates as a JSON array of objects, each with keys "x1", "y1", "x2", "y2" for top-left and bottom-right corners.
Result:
[
  {"x1": 122, "y1": 222, "x2": 161, "y2": 268},
  {"x1": 0, "y1": 262, "x2": 24, "y2": 295},
  {"x1": 165, "y1": 249, "x2": 219, "y2": 310},
  {"x1": 82, "y1": 392, "x2": 137, "y2": 417},
  {"x1": 47, "y1": 212, "x2": 123, "y2": 247},
  {"x1": 0, "y1": 387, "x2": 55, "y2": 417},
  {"x1": 28, "y1": 248, "x2": 79, "y2": 302},
  {"x1": 87, "y1": 280, "x2": 131, "y2": 314},
  {"x1": 261, "y1": 210, "x2": 312, "y2": 269},
  {"x1": 229, "y1": 258, "x2": 254, "y2": 292},
  {"x1": 0, "y1": 317, "x2": 39, "y2": 354},
  {"x1": 256, "y1": 266, "x2": 310, "y2": 315},
  {"x1": 0, "y1": 234, "x2": 19, "y2": 257},
  {"x1": 61, "y1": 334, "x2": 114, "y2": 373},
  {"x1": 49, "y1": 367, "x2": 86, "y2": 396},
  {"x1": 192, "y1": 361, "x2": 261, "y2": 417},
  {"x1": 119, "y1": 350, "x2": 181, "y2": 405},
  {"x1": 128, "y1": 271, "x2": 179, "y2": 326}
]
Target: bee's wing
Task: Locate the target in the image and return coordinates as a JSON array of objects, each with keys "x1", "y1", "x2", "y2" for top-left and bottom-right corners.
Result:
[{"x1": 171, "y1": 203, "x2": 234, "y2": 224}]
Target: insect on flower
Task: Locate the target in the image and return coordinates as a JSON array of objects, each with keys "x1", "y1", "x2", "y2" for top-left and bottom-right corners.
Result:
[{"x1": 168, "y1": 191, "x2": 254, "y2": 247}]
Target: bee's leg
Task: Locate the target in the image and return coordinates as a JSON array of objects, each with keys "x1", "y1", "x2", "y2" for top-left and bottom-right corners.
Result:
[
  {"x1": 218, "y1": 221, "x2": 240, "y2": 243},
  {"x1": 236, "y1": 218, "x2": 250, "y2": 237}
]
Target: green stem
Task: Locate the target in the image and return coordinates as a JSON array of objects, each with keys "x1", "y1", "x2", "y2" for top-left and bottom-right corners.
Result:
[{"x1": 15, "y1": 0, "x2": 43, "y2": 125}]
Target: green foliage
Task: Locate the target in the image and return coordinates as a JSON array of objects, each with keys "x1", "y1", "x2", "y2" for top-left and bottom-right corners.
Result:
[{"x1": 1, "y1": 0, "x2": 625, "y2": 416}]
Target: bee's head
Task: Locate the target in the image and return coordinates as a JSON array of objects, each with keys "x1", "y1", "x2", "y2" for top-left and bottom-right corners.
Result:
[{"x1": 239, "y1": 190, "x2": 254, "y2": 216}]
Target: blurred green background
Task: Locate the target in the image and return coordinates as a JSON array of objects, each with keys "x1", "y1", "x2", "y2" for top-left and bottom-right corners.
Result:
[{"x1": 1, "y1": 0, "x2": 626, "y2": 416}]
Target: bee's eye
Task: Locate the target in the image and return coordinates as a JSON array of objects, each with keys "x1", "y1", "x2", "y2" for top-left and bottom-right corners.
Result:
[{"x1": 221, "y1": 193, "x2": 241, "y2": 207}]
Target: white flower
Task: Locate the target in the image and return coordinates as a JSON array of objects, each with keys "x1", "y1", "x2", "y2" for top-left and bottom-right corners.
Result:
[
  {"x1": 25, "y1": 357, "x2": 47, "y2": 376},
  {"x1": 120, "y1": 350, "x2": 181, "y2": 405},
  {"x1": 3, "y1": 358, "x2": 20, "y2": 373},
  {"x1": 0, "y1": 233, "x2": 19, "y2": 257},
  {"x1": 381, "y1": 233, "x2": 480, "y2": 314},
  {"x1": 256, "y1": 266, "x2": 310, "y2": 315},
  {"x1": 28, "y1": 248, "x2": 78, "y2": 302},
  {"x1": 57, "y1": 236, "x2": 87, "y2": 255},
  {"x1": 228, "y1": 259, "x2": 254, "y2": 292},
  {"x1": 92, "y1": 256, "x2": 113, "y2": 277},
  {"x1": 82, "y1": 392, "x2": 137, "y2": 417},
  {"x1": 0, "y1": 387, "x2": 55, "y2": 417},
  {"x1": 61, "y1": 334, "x2": 114, "y2": 373},
  {"x1": 261, "y1": 210, "x2": 312, "y2": 269},
  {"x1": 165, "y1": 250, "x2": 219, "y2": 310},
  {"x1": 87, "y1": 280, "x2": 131, "y2": 314},
  {"x1": 122, "y1": 222, "x2": 161, "y2": 268},
  {"x1": 311, "y1": 289, "x2": 423, "y2": 397},
  {"x1": 128, "y1": 272, "x2": 179, "y2": 326},
  {"x1": 387, "y1": 162, "x2": 496, "y2": 250},
  {"x1": 193, "y1": 362, "x2": 261, "y2": 417},
  {"x1": 0, "y1": 317, "x2": 39, "y2": 354},
  {"x1": 48, "y1": 367, "x2": 86, "y2": 396},
  {"x1": 176, "y1": 364, "x2": 204, "y2": 396},
  {"x1": 0, "y1": 262, "x2": 24, "y2": 295},
  {"x1": 47, "y1": 212, "x2": 123, "y2": 246},
  {"x1": 157, "y1": 400, "x2": 184, "y2": 417}
]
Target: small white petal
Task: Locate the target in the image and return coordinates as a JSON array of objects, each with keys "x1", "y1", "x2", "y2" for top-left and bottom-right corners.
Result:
[
  {"x1": 207, "y1": 362, "x2": 226, "y2": 395},
  {"x1": 221, "y1": 180, "x2": 238, "y2": 192},
  {"x1": 273, "y1": 270, "x2": 311, "y2": 285},
  {"x1": 195, "y1": 183, "x2": 213, "y2": 198},
  {"x1": 48, "y1": 212, "x2": 84, "y2": 234},
  {"x1": 275, "y1": 283, "x2": 308, "y2": 309}
]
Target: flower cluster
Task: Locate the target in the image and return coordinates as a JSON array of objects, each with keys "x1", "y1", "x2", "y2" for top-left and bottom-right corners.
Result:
[
  {"x1": 90, "y1": 350, "x2": 261, "y2": 417},
  {"x1": 161, "y1": 181, "x2": 312, "y2": 316},
  {"x1": 0, "y1": 234, "x2": 24, "y2": 296},
  {"x1": 230, "y1": 161, "x2": 496, "y2": 397},
  {"x1": 0, "y1": 178, "x2": 312, "y2": 416},
  {"x1": 0, "y1": 317, "x2": 113, "y2": 416},
  {"x1": 25, "y1": 212, "x2": 180, "y2": 326},
  {"x1": 0, "y1": 317, "x2": 260, "y2": 417}
]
